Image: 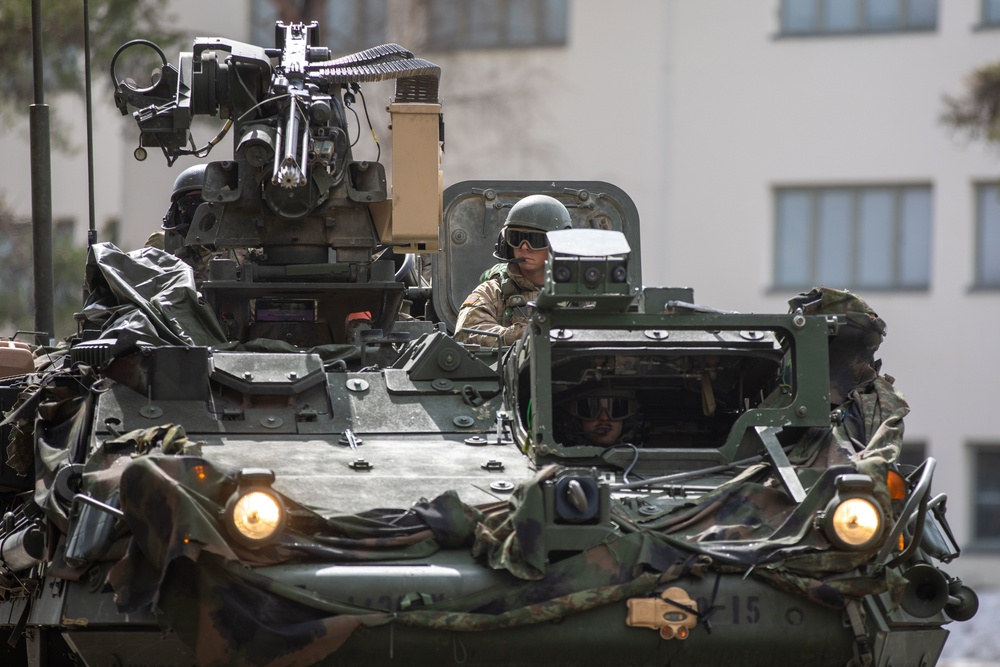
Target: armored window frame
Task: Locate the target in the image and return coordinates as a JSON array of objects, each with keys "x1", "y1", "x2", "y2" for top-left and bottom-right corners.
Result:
[
  {"x1": 974, "y1": 183, "x2": 1000, "y2": 289},
  {"x1": 773, "y1": 184, "x2": 932, "y2": 291},
  {"x1": 544, "y1": 341, "x2": 790, "y2": 451},
  {"x1": 515, "y1": 312, "x2": 836, "y2": 465},
  {"x1": 778, "y1": 0, "x2": 938, "y2": 36}
]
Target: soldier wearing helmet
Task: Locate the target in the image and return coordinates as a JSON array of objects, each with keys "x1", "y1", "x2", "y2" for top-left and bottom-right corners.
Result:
[
  {"x1": 144, "y1": 164, "x2": 219, "y2": 286},
  {"x1": 454, "y1": 194, "x2": 572, "y2": 347},
  {"x1": 556, "y1": 387, "x2": 642, "y2": 447}
]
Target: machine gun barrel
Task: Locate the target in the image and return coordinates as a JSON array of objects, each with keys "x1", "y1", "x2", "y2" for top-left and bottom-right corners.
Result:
[{"x1": 273, "y1": 94, "x2": 308, "y2": 188}]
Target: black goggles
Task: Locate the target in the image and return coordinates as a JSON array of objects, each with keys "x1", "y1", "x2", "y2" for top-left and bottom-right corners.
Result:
[
  {"x1": 505, "y1": 228, "x2": 548, "y2": 251},
  {"x1": 565, "y1": 396, "x2": 639, "y2": 420},
  {"x1": 163, "y1": 194, "x2": 202, "y2": 231}
]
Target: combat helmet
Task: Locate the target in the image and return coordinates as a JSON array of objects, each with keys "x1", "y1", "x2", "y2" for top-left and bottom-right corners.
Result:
[
  {"x1": 493, "y1": 194, "x2": 573, "y2": 260},
  {"x1": 163, "y1": 164, "x2": 208, "y2": 232},
  {"x1": 171, "y1": 164, "x2": 208, "y2": 201}
]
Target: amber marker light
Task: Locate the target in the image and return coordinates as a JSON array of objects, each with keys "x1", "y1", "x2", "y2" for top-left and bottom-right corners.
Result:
[{"x1": 887, "y1": 470, "x2": 907, "y2": 501}]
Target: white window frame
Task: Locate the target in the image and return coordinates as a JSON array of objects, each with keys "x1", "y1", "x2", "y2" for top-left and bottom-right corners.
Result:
[
  {"x1": 778, "y1": 0, "x2": 938, "y2": 36},
  {"x1": 970, "y1": 444, "x2": 1000, "y2": 550},
  {"x1": 974, "y1": 183, "x2": 1000, "y2": 289},
  {"x1": 773, "y1": 184, "x2": 933, "y2": 291}
]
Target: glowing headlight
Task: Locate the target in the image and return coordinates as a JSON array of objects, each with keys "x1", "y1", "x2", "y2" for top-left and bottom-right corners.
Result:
[
  {"x1": 819, "y1": 474, "x2": 885, "y2": 551},
  {"x1": 224, "y1": 470, "x2": 286, "y2": 547},
  {"x1": 231, "y1": 491, "x2": 284, "y2": 540},
  {"x1": 831, "y1": 498, "x2": 882, "y2": 547}
]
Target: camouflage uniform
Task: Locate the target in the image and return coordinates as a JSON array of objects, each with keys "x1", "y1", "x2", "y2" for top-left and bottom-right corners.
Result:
[{"x1": 454, "y1": 262, "x2": 539, "y2": 347}]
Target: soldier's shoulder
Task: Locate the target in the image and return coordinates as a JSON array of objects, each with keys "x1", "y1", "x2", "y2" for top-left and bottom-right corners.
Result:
[
  {"x1": 462, "y1": 276, "x2": 503, "y2": 308},
  {"x1": 479, "y1": 262, "x2": 509, "y2": 283}
]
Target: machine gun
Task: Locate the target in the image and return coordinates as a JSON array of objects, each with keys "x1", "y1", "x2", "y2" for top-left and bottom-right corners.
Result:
[{"x1": 111, "y1": 22, "x2": 443, "y2": 346}]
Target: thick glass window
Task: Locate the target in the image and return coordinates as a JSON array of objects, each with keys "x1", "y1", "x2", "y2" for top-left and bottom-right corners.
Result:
[
  {"x1": 774, "y1": 185, "x2": 933, "y2": 290},
  {"x1": 976, "y1": 184, "x2": 1000, "y2": 287},
  {"x1": 779, "y1": 0, "x2": 938, "y2": 35},
  {"x1": 972, "y1": 446, "x2": 1000, "y2": 547}
]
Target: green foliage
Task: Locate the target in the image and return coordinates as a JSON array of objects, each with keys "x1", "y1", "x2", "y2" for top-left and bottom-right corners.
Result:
[
  {"x1": 0, "y1": 209, "x2": 88, "y2": 342},
  {"x1": 0, "y1": 0, "x2": 181, "y2": 143},
  {"x1": 941, "y1": 62, "x2": 1000, "y2": 145}
]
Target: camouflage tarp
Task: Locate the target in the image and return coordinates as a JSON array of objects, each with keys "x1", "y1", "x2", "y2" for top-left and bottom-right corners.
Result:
[
  {"x1": 79, "y1": 242, "x2": 362, "y2": 364},
  {"x1": 81, "y1": 242, "x2": 230, "y2": 348}
]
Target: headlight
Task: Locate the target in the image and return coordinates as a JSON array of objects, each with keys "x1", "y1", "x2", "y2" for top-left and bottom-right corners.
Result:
[
  {"x1": 223, "y1": 469, "x2": 286, "y2": 547},
  {"x1": 820, "y1": 474, "x2": 885, "y2": 551},
  {"x1": 230, "y1": 491, "x2": 284, "y2": 541},
  {"x1": 831, "y1": 497, "x2": 882, "y2": 547}
]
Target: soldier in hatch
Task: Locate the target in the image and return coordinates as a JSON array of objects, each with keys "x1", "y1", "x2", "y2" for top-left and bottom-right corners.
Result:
[
  {"x1": 557, "y1": 389, "x2": 641, "y2": 447},
  {"x1": 453, "y1": 194, "x2": 572, "y2": 347},
  {"x1": 144, "y1": 164, "x2": 222, "y2": 286}
]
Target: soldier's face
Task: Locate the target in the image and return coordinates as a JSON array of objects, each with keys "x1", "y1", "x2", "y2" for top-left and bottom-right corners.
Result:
[
  {"x1": 580, "y1": 408, "x2": 624, "y2": 446},
  {"x1": 513, "y1": 242, "x2": 548, "y2": 271}
]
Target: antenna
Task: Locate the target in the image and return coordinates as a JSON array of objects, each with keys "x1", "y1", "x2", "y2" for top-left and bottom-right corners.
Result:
[
  {"x1": 29, "y1": 0, "x2": 54, "y2": 345},
  {"x1": 84, "y1": 0, "x2": 97, "y2": 245}
]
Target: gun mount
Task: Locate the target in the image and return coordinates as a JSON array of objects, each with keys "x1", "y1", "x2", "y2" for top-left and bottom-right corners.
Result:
[{"x1": 111, "y1": 22, "x2": 443, "y2": 346}]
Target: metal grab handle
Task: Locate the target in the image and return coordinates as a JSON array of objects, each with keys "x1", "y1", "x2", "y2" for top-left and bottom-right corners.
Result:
[
  {"x1": 875, "y1": 457, "x2": 935, "y2": 569},
  {"x1": 456, "y1": 327, "x2": 505, "y2": 359}
]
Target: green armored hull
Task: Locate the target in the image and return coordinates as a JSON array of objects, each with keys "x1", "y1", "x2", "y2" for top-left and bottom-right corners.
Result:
[{"x1": 0, "y1": 253, "x2": 976, "y2": 666}]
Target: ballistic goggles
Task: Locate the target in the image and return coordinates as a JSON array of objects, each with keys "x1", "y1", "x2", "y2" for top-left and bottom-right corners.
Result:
[
  {"x1": 162, "y1": 193, "x2": 202, "y2": 231},
  {"x1": 565, "y1": 395, "x2": 639, "y2": 420},
  {"x1": 504, "y1": 227, "x2": 549, "y2": 251}
]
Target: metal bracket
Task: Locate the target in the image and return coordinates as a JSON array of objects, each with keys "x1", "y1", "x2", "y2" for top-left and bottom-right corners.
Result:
[
  {"x1": 755, "y1": 426, "x2": 806, "y2": 503},
  {"x1": 490, "y1": 410, "x2": 514, "y2": 445}
]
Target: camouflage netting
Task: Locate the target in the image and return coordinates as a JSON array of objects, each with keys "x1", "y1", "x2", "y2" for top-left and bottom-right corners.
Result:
[
  {"x1": 82, "y1": 242, "x2": 230, "y2": 348},
  {"x1": 0, "y1": 284, "x2": 913, "y2": 666},
  {"x1": 81, "y1": 242, "x2": 362, "y2": 363}
]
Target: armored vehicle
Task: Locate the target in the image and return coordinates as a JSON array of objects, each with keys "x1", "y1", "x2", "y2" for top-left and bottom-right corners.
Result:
[{"x1": 0, "y1": 18, "x2": 978, "y2": 667}]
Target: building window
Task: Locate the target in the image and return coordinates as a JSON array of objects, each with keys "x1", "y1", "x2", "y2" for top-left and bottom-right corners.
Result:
[
  {"x1": 897, "y1": 441, "x2": 927, "y2": 468},
  {"x1": 251, "y1": 0, "x2": 389, "y2": 55},
  {"x1": 972, "y1": 445, "x2": 1000, "y2": 548},
  {"x1": 975, "y1": 183, "x2": 1000, "y2": 288},
  {"x1": 427, "y1": 0, "x2": 568, "y2": 51},
  {"x1": 774, "y1": 185, "x2": 932, "y2": 290},
  {"x1": 780, "y1": 0, "x2": 937, "y2": 35},
  {"x1": 984, "y1": 0, "x2": 1000, "y2": 26},
  {"x1": 251, "y1": 0, "x2": 567, "y2": 54}
]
